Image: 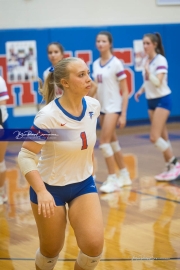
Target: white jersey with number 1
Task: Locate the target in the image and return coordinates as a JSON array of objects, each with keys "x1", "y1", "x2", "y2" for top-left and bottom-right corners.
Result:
[
  {"x1": 31, "y1": 96, "x2": 100, "y2": 186},
  {"x1": 92, "y1": 56, "x2": 127, "y2": 113}
]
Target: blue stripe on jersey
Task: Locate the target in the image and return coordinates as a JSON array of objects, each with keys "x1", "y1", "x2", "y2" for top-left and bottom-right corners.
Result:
[
  {"x1": 156, "y1": 66, "x2": 167, "y2": 70},
  {"x1": 99, "y1": 56, "x2": 114, "y2": 68},
  {"x1": 55, "y1": 98, "x2": 87, "y2": 121},
  {"x1": 31, "y1": 124, "x2": 50, "y2": 141},
  {"x1": 116, "y1": 70, "x2": 125, "y2": 77},
  {"x1": 0, "y1": 91, "x2": 8, "y2": 97}
]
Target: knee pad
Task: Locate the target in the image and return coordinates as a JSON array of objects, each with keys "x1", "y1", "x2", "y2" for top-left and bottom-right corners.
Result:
[
  {"x1": 0, "y1": 160, "x2": 6, "y2": 173},
  {"x1": 110, "y1": 141, "x2": 121, "y2": 153},
  {"x1": 77, "y1": 250, "x2": 102, "y2": 270},
  {"x1": 154, "y1": 137, "x2": 169, "y2": 152},
  {"x1": 99, "y1": 143, "x2": 113, "y2": 158},
  {"x1": 35, "y1": 248, "x2": 59, "y2": 270}
]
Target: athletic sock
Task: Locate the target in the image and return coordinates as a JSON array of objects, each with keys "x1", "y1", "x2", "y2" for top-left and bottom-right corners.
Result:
[
  {"x1": 168, "y1": 156, "x2": 177, "y2": 165},
  {"x1": 109, "y1": 174, "x2": 117, "y2": 177},
  {"x1": 119, "y1": 168, "x2": 128, "y2": 175}
]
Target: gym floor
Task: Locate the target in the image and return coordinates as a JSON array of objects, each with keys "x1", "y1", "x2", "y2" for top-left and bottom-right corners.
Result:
[{"x1": 0, "y1": 123, "x2": 180, "y2": 270}]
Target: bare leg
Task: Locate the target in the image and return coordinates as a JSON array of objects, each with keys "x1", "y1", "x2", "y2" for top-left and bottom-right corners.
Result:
[
  {"x1": 99, "y1": 114, "x2": 119, "y2": 175},
  {"x1": 111, "y1": 131, "x2": 126, "y2": 169},
  {"x1": 0, "y1": 141, "x2": 8, "y2": 188},
  {"x1": 31, "y1": 202, "x2": 67, "y2": 270},
  {"x1": 148, "y1": 108, "x2": 172, "y2": 162},
  {"x1": 68, "y1": 193, "x2": 104, "y2": 270},
  {"x1": 161, "y1": 124, "x2": 173, "y2": 158}
]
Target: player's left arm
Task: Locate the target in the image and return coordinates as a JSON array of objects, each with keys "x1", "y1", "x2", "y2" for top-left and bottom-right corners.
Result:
[
  {"x1": 145, "y1": 66, "x2": 165, "y2": 87},
  {"x1": 0, "y1": 100, "x2": 7, "y2": 128},
  {"x1": 0, "y1": 99, "x2": 7, "y2": 105},
  {"x1": 156, "y1": 73, "x2": 165, "y2": 84},
  {"x1": 145, "y1": 58, "x2": 166, "y2": 87},
  {"x1": 118, "y1": 78, "x2": 129, "y2": 129}
]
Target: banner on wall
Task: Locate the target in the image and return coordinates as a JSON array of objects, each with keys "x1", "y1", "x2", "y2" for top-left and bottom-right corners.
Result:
[
  {"x1": 5, "y1": 40, "x2": 38, "y2": 83},
  {"x1": 156, "y1": 0, "x2": 180, "y2": 5},
  {"x1": 133, "y1": 40, "x2": 145, "y2": 72}
]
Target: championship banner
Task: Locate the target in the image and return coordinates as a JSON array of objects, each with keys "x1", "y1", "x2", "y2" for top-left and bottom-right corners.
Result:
[
  {"x1": 5, "y1": 40, "x2": 38, "y2": 83},
  {"x1": 156, "y1": 0, "x2": 180, "y2": 5},
  {"x1": 133, "y1": 40, "x2": 145, "y2": 72}
]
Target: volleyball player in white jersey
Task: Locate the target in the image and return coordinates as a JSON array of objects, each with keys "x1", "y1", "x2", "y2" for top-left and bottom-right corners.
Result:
[
  {"x1": 0, "y1": 76, "x2": 9, "y2": 205},
  {"x1": 92, "y1": 31, "x2": 132, "y2": 193},
  {"x1": 18, "y1": 57, "x2": 104, "y2": 270},
  {"x1": 135, "y1": 33, "x2": 180, "y2": 181},
  {"x1": 43, "y1": 42, "x2": 64, "y2": 98}
]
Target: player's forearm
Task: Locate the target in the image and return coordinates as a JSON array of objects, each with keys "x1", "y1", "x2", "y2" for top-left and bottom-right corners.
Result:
[
  {"x1": 120, "y1": 79, "x2": 129, "y2": 116},
  {"x1": 139, "y1": 84, "x2": 145, "y2": 94},
  {"x1": 121, "y1": 91, "x2": 129, "y2": 116},
  {"x1": 25, "y1": 170, "x2": 47, "y2": 193},
  {"x1": 18, "y1": 146, "x2": 46, "y2": 194}
]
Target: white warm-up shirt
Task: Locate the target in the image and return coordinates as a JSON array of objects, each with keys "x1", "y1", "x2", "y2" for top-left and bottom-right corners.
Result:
[
  {"x1": 142, "y1": 54, "x2": 171, "y2": 99},
  {"x1": 31, "y1": 96, "x2": 100, "y2": 186},
  {"x1": 92, "y1": 56, "x2": 127, "y2": 113}
]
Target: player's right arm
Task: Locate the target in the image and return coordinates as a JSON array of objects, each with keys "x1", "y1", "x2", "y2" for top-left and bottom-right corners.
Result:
[
  {"x1": 134, "y1": 84, "x2": 145, "y2": 102},
  {"x1": 0, "y1": 100, "x2": 6, "y2": 127},
  {"x1": 18, "y1": 140, "x2": 56, "y2": 218}
]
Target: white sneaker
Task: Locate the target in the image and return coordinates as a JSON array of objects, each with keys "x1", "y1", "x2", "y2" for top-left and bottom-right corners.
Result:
[
  {"x1": 155, "y1": 164, "x2": 168, "y2": 181},
  {"x1": 99, "y1": 175, "x2": 120, "y2": 193},
  {"x1": 0, "y1": 187, "x2": 8, "y2": 205},
  {"x1": 0, "y1": 196, "x2": 3, "y2": 205},
  {"x1": 0, "y1": 194, "x2": 7, "y2": 205},
  {"x1": 3, "y1": 194, "x2": 8, "y2": 203},
  {"x1": 155, "y1": 162, "x2": 180, "y2": 181},
  {"x1": 176, "y1": 162, "x2": 180, "y2": 169},
  {"x1": 118, "y1": 174, "x2": 132, "y2": 188}
]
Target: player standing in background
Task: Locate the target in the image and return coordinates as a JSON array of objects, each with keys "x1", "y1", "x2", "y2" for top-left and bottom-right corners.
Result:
[
  {"x1": 0, "y1": 76, "x2": 9, "y2": 205},
  {"x1": 43, "y1": 42, "x2": 64, "y2": 98},
  {"x1": 92, "y1": 31, "x2": 132, "y2": 193},
  {"x1": 135, "y1": 33, "x2": 180, "y2": 181},
  {"x1": 18, "y1": 57, "x2": 104, "y2": 270}
]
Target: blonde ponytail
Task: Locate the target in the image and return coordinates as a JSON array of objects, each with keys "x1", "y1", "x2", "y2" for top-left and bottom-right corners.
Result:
[
  {"x1": 39, "y1": 57, "x2": 82, "y2": 104},
  {"x1": 38, "y1": 72, "x2": 55, "y2": 104}
]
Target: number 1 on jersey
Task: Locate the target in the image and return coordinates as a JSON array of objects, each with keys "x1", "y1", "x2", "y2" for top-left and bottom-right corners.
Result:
[{"x1": 80, "y1": 132, "x2": 88, "y2": 150}]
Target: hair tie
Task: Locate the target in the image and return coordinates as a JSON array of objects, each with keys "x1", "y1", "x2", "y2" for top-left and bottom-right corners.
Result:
[
  {"x1": 154, "y1": 32, "x2": 159, "y2": 38},
  {"x1": 49, "y1": 66, "x2": 54, "y2": 73}
]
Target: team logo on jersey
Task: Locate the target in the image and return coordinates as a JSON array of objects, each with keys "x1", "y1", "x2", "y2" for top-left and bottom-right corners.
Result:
[{"x1": 89, "y1": 112, "x2": 94, "y2": 119}]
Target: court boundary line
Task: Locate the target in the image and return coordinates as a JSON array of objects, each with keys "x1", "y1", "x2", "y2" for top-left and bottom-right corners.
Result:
[
  {"x1": 1, "y1": 257, "x2": 180, "y2": 261},
  {"x1": 130, "y1": 189, "x2": 180, "y2": 204},
  {"x1": 96, "y1": 181, "x2": 180, "y2": 204}
]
